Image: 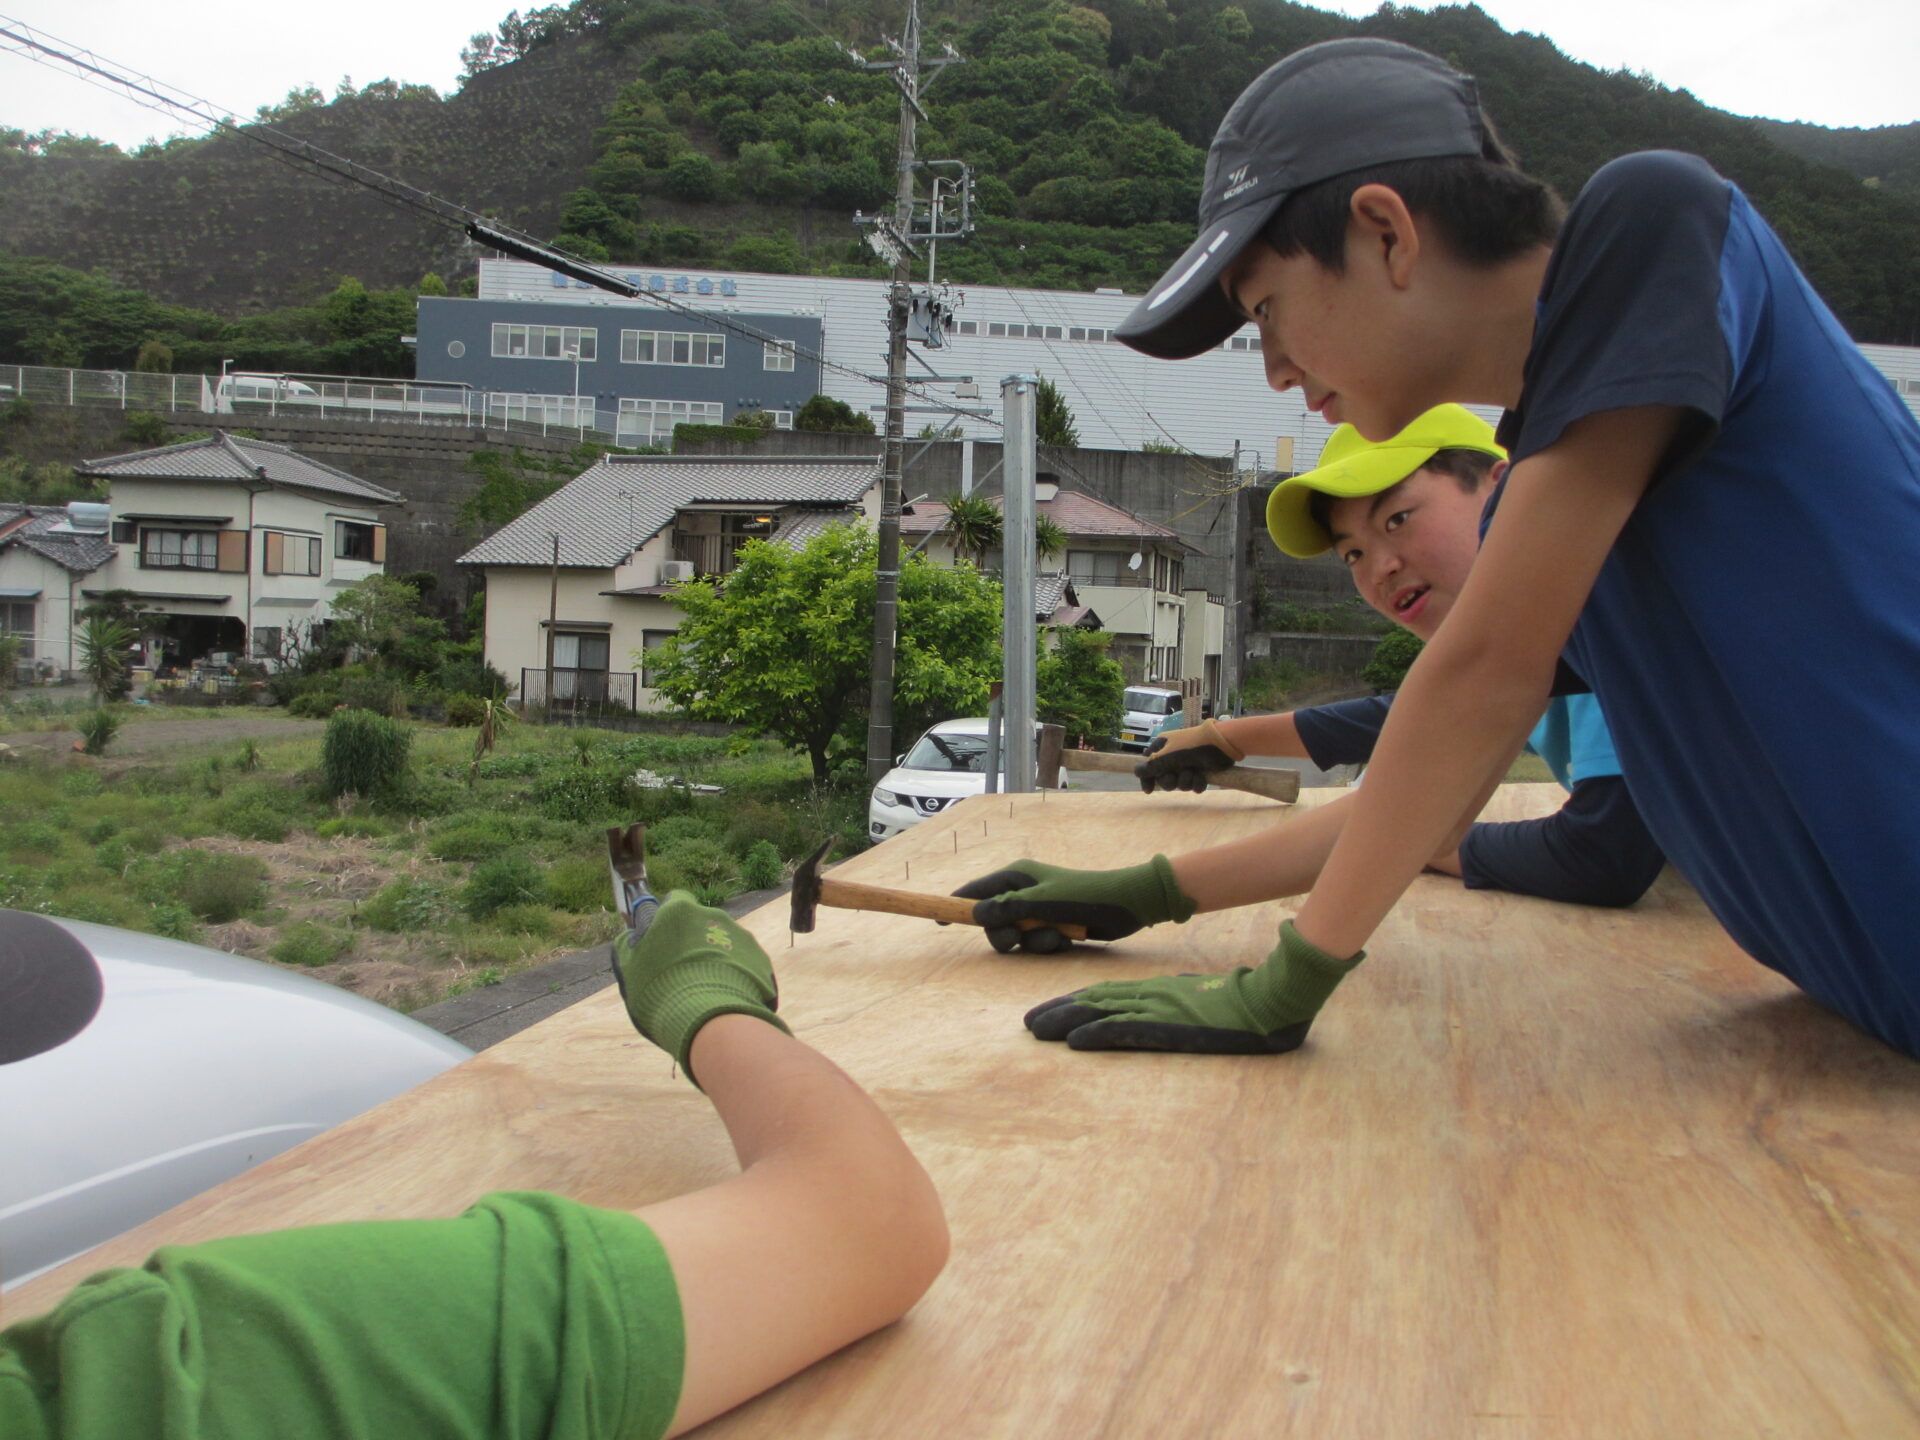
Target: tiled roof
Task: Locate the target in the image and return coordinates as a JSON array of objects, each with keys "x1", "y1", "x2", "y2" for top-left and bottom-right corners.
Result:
[
  {"x1": 460, "y1": 455, "x2": 882, "y2": 569},
  {"x1": 899, "y1": 489, "x2": 1188, "y2": 546},
  {"x1": 0, "y1": 505, "x2": 115, "y2": 575},
  {"x1": 1035, "y1": 573, "x2": 1068, "y2": 616},
  {"x1": 78, "y1": 432, "x2": 403, "y2": 506}
]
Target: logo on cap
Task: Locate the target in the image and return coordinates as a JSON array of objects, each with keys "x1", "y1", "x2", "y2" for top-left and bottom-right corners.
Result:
[{"x1": 1222, "y1": 165, "x2": 1257, "y2": 200}]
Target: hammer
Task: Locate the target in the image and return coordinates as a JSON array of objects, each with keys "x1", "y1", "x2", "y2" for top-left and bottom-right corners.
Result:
[
  {"x1": 789, "y1": 839, "x2": 1087, "y2": 940},
  {"x1": 606, "y1": 823, "x2": 660, "y2": 935},
  {"x1": 1036, "y1": 724, "x2": 1301, "y2": 803}
]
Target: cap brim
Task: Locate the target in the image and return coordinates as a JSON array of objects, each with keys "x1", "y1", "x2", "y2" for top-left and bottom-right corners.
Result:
[
  {"x1": 1115, "y1": 202, "x2": 1277, "y2": 360},
  {"x1": 1265, "y1": 446, "x2": 1440, "y2": 558}
]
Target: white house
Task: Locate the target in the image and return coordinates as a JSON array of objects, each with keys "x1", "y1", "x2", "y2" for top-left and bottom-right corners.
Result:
[
  {"x1": 459, "y1": 454, "x2": 886, "y2": 710},
  {"x1": 899, "y1": 483, "x2": 1227, "y2": 700},
  {"x1": 0, "y1": 505, "x2": 116, "y2": 682},
  {"x1": 9, "y1": 432, "x2": 405, "y2": 674}
]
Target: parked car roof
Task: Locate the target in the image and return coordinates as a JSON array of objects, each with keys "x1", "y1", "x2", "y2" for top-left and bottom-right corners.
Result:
[{"x1": 0, "y1": 909, "x2": 470, "y2": 1289}]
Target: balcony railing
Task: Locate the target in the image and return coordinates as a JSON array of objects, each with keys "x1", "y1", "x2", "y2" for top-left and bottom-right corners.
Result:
[{"x1": 520, "y1": 668, "x2": 638, "y2": 714}]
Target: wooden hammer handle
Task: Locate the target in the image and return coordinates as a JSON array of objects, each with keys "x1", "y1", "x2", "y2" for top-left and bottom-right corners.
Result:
[
  {"x1": 817, "y1": 876, "x2": 1089, "y2": 940},
  {"x1": 1060, "y1": 749, "x2": 1301, "y2": 804}
]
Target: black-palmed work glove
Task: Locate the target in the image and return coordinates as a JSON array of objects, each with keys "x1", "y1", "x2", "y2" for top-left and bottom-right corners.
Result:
[
  {"x1": 952, "y1": 855, "x2": 1196, "y2": 954},
  {"x1": 1023, "y1": 920, "x2": 1362, "y2": 1053},
  {"x1": 1135, "y1": 718, "x2": 1246, "y2": 794}
]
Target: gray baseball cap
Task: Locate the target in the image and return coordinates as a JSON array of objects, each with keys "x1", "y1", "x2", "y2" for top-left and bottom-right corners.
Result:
[{"x1": 1115, "y1": 38, "x2": 1488, "y2": 361}]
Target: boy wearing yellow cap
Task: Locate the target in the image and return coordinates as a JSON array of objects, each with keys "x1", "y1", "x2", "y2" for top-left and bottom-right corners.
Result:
[{"x1": 1140, "y1": 404, "x2": 1663, "y2": 908}]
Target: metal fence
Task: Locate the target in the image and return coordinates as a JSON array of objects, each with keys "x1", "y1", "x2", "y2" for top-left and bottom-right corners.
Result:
[
  {"x1": 519, "y1": 668, "x2": 639, "y2": 714},
  {"x1": 0, "y1": 363, "x2": 623, "y2": 445}
]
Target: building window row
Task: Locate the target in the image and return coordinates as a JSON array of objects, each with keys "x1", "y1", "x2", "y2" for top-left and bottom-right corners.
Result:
[
  {"x1": 487, "y1": 393, "x2": 597, "y2": 428},
  {"x1": 956, "y1": 320, "x2": 1119, "y2": 343},
  {"x1": 1225, "y1": 335, "x2": 1260, "y2": 352},
  {"x1": 617, "y1": 398, "x2": 725, "y2": 443},
  {"x1": 620, "y1": 329, "x2": 726, "y2": 367},
  {"x1": 141, "y1": 528, "x2": 237, "y2": 571},
  {"x1": 492, "y1": 323, "x2": 598, "y2": 362}
]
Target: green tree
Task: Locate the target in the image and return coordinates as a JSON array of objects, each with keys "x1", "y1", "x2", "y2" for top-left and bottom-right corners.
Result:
[
  {"x1": 1363, "y1": 628, "x2": 1425, "y2": 691},
  {"x1": 133, "y1": 339, "x2": 173, "y2": 373},
  {"x1": 1035, "y1": 376, "x2": 1080, "y2": 448},
  {"x1": 648, "y1": 526, "x2": 1001, "y2": 780},
  {"x1": 328, "y1": 575, "x2": 446, "y2": 676},
  {"x1": 1037, "y1": 627, "x2": 1126, "y2": 746},
  {"x1": 794, "y1": 393, "x2": 876, "y2": 435}
]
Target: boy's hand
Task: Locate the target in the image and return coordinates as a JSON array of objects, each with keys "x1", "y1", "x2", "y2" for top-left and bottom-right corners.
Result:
[
  {"x1": 952, "y1": 856, "x2": 1196, "y2": 954},
  {"x1": 1022, "y1": 921, "x2": 1362, "y2": 1052},
  {"x1": 1136, "y1": 718, "x2": 1246, "y2": 794},
  {"x1": 611, "y1": 891, "x2": 789, "y2": 1086}
]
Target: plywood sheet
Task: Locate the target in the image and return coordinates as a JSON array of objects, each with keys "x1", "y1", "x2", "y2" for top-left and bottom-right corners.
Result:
[{"x1": 11, "y1": 785, "x2": 1920, "y2": 1437}]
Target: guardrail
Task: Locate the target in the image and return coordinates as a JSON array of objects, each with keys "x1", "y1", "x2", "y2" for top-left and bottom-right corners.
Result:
[{"x1": 0, "y1": 364, "x2": 623, "y2": 446}]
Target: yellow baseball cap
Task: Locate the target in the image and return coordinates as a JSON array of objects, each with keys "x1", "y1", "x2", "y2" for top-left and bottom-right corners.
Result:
[{"x1": 1266, "y1": 405, "x2": 1506, "y2": 558}]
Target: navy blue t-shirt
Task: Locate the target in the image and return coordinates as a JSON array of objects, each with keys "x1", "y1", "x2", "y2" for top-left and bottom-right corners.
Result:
[
  {"x1": 1296, "y1": 695, "x2": 1664, "y2": 907},
  {"x1": 1493, "y1": 151, "x2": 1920, "y2": 1055}
]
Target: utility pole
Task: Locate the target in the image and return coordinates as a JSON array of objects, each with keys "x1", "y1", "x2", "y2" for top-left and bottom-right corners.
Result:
[{"x1": 856, "y1": 0, "x2": 964, "y2": 781}]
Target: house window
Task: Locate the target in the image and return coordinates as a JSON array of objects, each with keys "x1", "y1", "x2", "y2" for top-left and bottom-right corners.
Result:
[
  {"x1": 762, "y1": 339, "x2": 796, "y2": 371},
  {"x1": 987, "y1": 322, "x2": 1007, "y2": 337},
  {"x1": 252, "y1": 626, "x2": 283, "y2": 661},
  {"x1": 548, "y1": 631, "x2": 611, "y2": 703},
  {"x1": 491, "y1": 323, "x2": 597, "y2": 361},
  {"x1": 141, "y1": 528, "x2": 220, "y2": 570},
  {"x1": 640, "y1": 629, "x2": 675, "y2": 687},
  {"x1": 0, "y1": 599, "x2": 33, "y2": 659},
  {"x1": 485, "y1": 392, "x2": 596, "y2": 428},
  {"x1": 617, "y1": 398, "x2": 725, "y2": 444},
  {"x1": 620, "y1": 329, "x2": 725, "y2": 366},
  {"x1": 1067, "y1": 549, "x2": 1131, "y2": 584},
  {"x1": 336, "y1": 520, "x2": 387, "y2": 563},
  {"x1": 768, "y1": 410, "x2": 794, "y2": 430},
  {"x1": 262, "y1": 531, "x2": 321, "y2": 576},
  {"x1": 955, "y1": 320, "x2": 978, "y2": 336},
  {"x1": 110, "y1": 520, "x2": 137, "y2": 543}
]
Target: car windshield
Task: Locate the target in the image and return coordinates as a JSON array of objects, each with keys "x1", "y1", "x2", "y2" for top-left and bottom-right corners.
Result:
[
  {"x1": 902, "y1": 732, "x2": 989, "y2": 772},
  {"x1": 1124, "y1": 689, "x2": 1179, "y2": 716}
]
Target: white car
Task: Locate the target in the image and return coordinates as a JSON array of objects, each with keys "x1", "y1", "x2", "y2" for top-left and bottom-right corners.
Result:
[
  {"x1": 0, "y1": 909, "x2": 471, "y2": 1289},
  {"x1": 868, "y1": 717, "x2": 1067, "y2": 842},
  {"x1": 1118, "y1": 685, "x2": 1185, "y2": 750}
]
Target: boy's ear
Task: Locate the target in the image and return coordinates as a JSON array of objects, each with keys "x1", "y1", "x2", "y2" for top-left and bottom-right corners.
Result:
[
  {"x1": 1348, "y1": 183, "x2": 1420, "y2": 289},
  {"x1": 1488, "y1": 458, "x2": 1509, "y2": 487}
]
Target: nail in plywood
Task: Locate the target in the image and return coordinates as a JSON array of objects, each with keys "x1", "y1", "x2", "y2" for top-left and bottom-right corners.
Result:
[{"x1": 10, "y1": 786, "x2": 1920, "y2": 1437}]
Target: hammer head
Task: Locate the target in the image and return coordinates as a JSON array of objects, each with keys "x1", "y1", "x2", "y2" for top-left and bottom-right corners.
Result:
[{"x1": 789, "y1": 838, "x2": 833, "y2": 934}]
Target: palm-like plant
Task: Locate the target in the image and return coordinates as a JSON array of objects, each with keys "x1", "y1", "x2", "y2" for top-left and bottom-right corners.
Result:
[
  {"x1": 941, "y1": 493, "x2": 1002, "y2": 568},
  {"x1": 1035, "y1": 516, "x2": 1067, "y2": 564},
  {"x1": 78, "y1": 615, "x2": 136, "y2": 705}
]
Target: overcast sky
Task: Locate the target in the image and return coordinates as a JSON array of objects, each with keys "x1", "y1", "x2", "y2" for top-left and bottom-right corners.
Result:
[{"x1": 2, "y1": 0, "x2": 1915, "y2": 149}]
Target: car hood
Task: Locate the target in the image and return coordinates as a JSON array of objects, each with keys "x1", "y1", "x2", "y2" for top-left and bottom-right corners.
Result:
[
  {"x1": 0, "y1": 911, "x2": 471, "y2": 1288},
  {"x1": 875, "y1": 767, "x2": 990, "y2": 798}
]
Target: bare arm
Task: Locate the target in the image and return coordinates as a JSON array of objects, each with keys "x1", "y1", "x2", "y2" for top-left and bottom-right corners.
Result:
[
  {"x1": 1292, "y1": 407, "x2": 1682, "y2": 959},
  {"x1": 640, "y1": 1015, "x2": 949, "y2": 1436}
]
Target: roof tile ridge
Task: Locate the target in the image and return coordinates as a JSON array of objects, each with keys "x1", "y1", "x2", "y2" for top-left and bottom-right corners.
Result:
[{"x1": 78, "y1": 432, "x2": 222, "y2": 471}]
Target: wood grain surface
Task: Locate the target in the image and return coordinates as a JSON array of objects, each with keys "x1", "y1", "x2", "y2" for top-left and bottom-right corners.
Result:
[{"x1": 11, "y1": 785, "x2": 1920, "y2": 1437}]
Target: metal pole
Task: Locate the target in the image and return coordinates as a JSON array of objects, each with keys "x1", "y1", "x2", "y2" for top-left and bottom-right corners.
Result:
[
  {"x1": 863, "y1": 0, "x2": 924, "y2": 782},
  {"x1": 545, "y1": 532, "x2": 559, "y2": 714},
  {"x1": 984, "y1": 683, "x2": 1002, "y2": 795},
  {"x1": 1001, "y1": 373, "x2": 1038, "y2": 793}
]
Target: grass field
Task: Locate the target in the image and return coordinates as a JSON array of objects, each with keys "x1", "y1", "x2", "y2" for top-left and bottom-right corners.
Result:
[{"x1": 0, "y1": 713, "x2": 867, "y2": 1012}]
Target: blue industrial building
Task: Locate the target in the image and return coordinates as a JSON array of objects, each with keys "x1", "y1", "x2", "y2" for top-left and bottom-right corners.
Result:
[{"x1": 414, "y1": 292, "x2": 824, "y2": 445}]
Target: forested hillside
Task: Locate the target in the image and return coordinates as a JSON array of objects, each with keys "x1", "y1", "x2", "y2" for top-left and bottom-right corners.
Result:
[
  {"x1": 1, "y1": 0, "x2": 1916, "y2": 372},
  {"x1": 1753, "y1": 118, "x2": 1920, "y2": 201}
]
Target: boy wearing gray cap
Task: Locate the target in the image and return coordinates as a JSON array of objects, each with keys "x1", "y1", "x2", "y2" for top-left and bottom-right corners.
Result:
[{"x1": 960, "y1": 38, "x2": 1920, "y2": 1060}]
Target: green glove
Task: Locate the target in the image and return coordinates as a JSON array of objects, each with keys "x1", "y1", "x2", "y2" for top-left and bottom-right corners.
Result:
[
  {"x1": 1023, "y1": 920, "x2": 1363, "y2": 1053},
  {"x1": 611, "y1": 890, "x2": 789, "y2": 1086},
  {"x1": 952, "y1": 855, "x2": 1197, "y2": 954}
]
